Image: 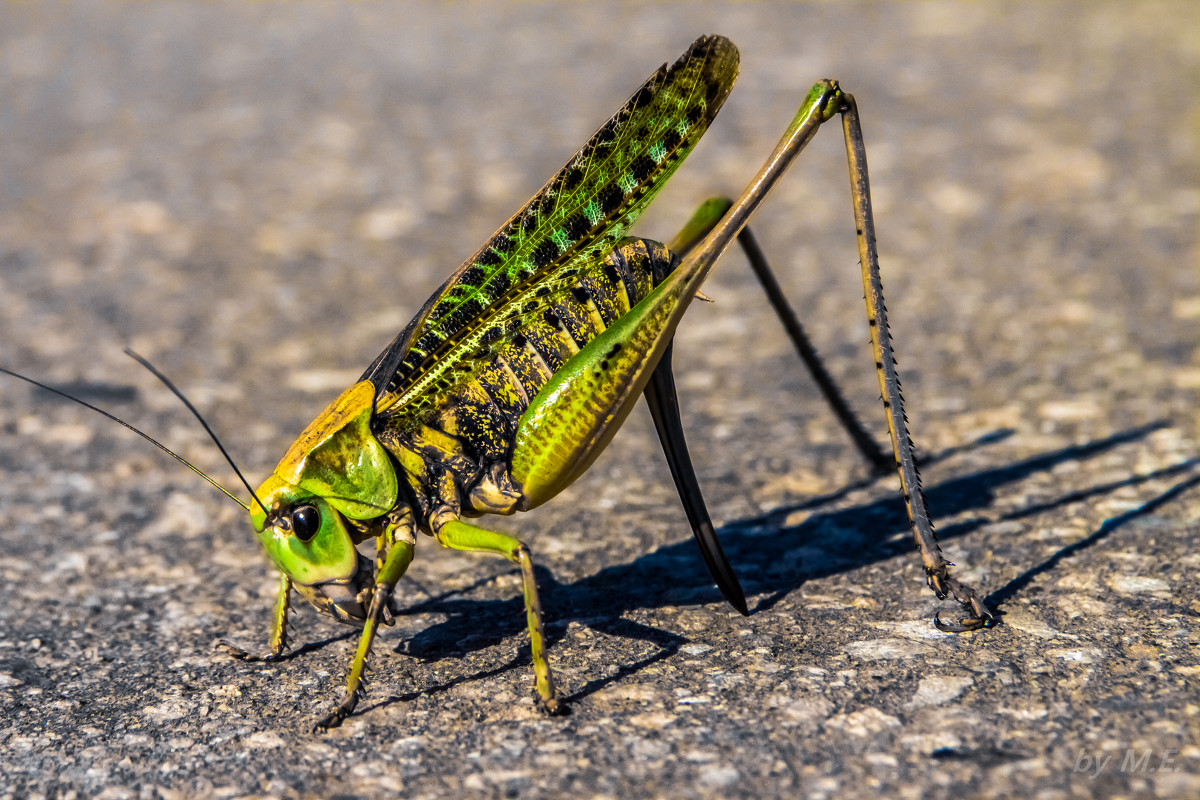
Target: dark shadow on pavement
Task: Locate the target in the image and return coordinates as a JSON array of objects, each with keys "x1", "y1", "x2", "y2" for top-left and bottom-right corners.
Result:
[
  {"x1": 358, "y1": 421, "x2": 1188, "y2": 713},
  {"x1": 985, "y1": 467, "x2": 1200, "y2": 610}
]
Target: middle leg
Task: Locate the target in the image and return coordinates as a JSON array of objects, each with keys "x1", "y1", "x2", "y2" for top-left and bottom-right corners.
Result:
[{"x1": 432, "y1": 517, "x2": 560, "y2": 714}]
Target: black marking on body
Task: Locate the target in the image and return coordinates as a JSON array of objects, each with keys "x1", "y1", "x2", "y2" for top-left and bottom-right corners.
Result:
[
  {"x1": 526, "y1": 330, "x2": 566, "y2": 374},
  {"x1": 580, "y1": 274, "x2": 622, "y2": 325},
  {"x1": 454, "y1": 395, "x2": 509, "y2": 463}
]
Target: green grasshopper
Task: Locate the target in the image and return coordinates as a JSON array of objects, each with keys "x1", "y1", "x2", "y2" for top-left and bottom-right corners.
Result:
[{"x1": 5, "y1": 35, "x2": 995, "y2": 731}]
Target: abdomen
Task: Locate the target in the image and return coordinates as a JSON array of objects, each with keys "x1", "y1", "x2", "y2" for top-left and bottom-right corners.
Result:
[{"x1": 375, "y1": 238, "x2": 675, "y2": 524}]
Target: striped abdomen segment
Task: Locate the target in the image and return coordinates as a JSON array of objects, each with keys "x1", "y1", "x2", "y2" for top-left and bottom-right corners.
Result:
[{"x1": 374, "y1": 239, "x2": 675, "y2": 524}]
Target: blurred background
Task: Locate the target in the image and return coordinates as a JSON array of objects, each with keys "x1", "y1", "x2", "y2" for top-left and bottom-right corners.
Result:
[{"x1": 1, "y1": 3, "x2": 1196, "y2": 799}]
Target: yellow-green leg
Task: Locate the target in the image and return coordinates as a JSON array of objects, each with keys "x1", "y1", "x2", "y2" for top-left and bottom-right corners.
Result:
[
  {"x1": 314, "y1": 510, "x2": 416, "y2": 732},
  {"x1": 219, "y1": 572, "x2": 293, "y2": 662},
  {"x1": 434, "y1": 517, "x2": 560, "y2": 714}
]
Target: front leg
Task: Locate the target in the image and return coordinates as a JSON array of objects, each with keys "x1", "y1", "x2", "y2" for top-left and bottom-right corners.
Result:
[
  {"x1": 313, "y1": 508, "x2": 417, "y2": 731},
  {"x1": 219, "y1": 572, "x2": 292, "y2": 662}
]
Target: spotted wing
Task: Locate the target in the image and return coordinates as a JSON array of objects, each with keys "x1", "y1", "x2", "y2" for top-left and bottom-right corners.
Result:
[{"x1": 362, "y1": 35, "x2": 740, "y2": 426}]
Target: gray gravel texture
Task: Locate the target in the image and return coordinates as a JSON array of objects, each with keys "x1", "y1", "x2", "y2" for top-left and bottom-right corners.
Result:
[{"x1": 1, "y1": 2, "x2": 1198, "y2": 799}]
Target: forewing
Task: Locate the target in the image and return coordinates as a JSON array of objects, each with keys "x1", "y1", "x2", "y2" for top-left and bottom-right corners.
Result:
[{"x1": 363, "y1": 35, "x2": 739, "y2": 425}]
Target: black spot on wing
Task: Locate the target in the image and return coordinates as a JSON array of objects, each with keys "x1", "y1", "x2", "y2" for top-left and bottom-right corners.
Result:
[
  {"x1": 600, "y1": 184, "x2": 624, "y2": 214},
  {"x1": 414, "y1": 332, "x2": 441, "y2": 355},
  {"x1": 594, "y1": 116, "x2": 621, "y2": 151},
  {"x1": 661, "y1": 128, "x2": 682, "y2": 153},
  {"x1": 630, "y1": 154, "x2": 657, "y2": 183},
  {"x1": 705, "y1": 78, "x2": 724, "y2": 106},
  {"x1": 531, "y1": 239, "x2": 561, "y2": 269},
  {"x1": 631, "y1": 84, "x2": 654, "y2": 110},
  {"x1": 564, "y1": 167, "x2": 584, "y2": 192},
  {"x1": 459, "y1": 266, "x2": 486, "y2": 288},
  {"x1": 564, "y1": 212, "x2": 590, "y2": 241},
  {"x1": 458, "y1": 298, "x2": 484, "y2": 321},
  {"x1": 489, "y1": 270, "x2": 511, "y2": 295},
  {"x1": 440, "y1": 306, "x2": 472, "y2": 333}
]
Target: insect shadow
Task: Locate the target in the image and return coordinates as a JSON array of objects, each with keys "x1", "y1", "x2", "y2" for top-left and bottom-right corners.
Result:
[{"x1": 370, "y1": 419, "x2": 1190, "y2": 707}]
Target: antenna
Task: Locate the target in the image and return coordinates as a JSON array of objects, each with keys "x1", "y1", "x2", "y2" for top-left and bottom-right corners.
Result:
[
  {"x1": 0, "y1": 364, "x2": 250, "y2": 511},
  {"x1": 122, "y1": 349, "x2": 266, "y2": 515}
]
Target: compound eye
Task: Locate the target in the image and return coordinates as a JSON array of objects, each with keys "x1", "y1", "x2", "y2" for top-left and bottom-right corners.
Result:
[{"x1": 290, "y1": 504, "x2": 320, "y2": 542}]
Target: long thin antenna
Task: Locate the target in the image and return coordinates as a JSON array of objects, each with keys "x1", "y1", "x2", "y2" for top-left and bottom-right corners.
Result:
[
  {"x1": 0, "y1": 365, "x2": 250, "y2": 511},
  {"x1": 123, "y1": 349, "x2": 265, "y2": 515}
]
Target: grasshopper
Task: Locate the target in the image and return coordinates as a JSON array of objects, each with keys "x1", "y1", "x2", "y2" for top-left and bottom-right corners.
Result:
[{"x1": 4, "y1": 35, "x2": 994, "y2": 731}]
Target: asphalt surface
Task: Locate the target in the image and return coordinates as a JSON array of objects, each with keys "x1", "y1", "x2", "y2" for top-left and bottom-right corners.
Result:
[{"x1": 1, "y1": 2, "x2": 1197, "y2": 799}]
